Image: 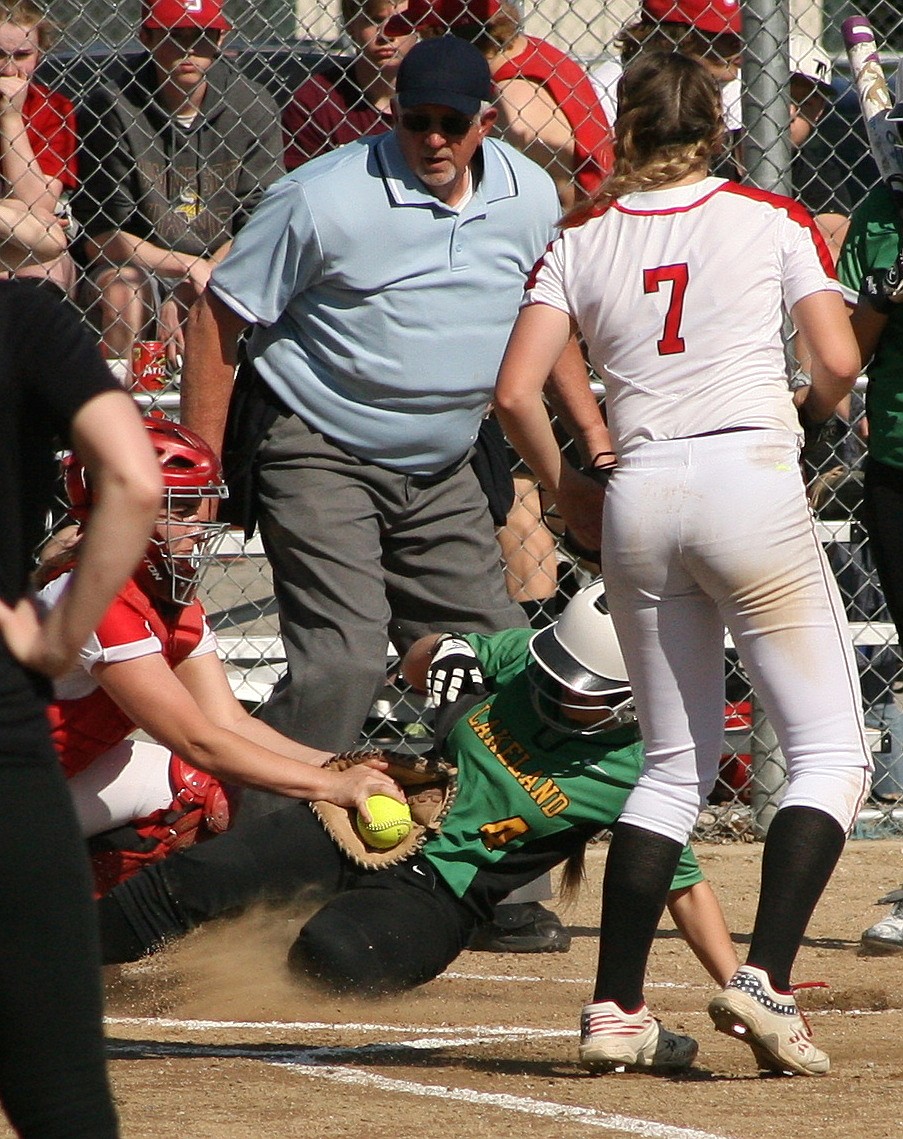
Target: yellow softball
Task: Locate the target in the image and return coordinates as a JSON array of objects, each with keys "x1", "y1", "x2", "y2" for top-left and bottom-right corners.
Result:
[{"x1": 356, "y1": 794, "x2": 413, "y2": 850}]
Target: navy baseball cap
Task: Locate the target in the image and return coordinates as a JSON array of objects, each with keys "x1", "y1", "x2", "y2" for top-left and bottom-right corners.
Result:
[{"x1": 395, "y1": 36, "x2": 493, "y2": 116}]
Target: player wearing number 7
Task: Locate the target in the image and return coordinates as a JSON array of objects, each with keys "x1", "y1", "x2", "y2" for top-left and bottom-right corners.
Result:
[{"x1": 495, "y1": 52, "x2": 871, "y2": 1076}]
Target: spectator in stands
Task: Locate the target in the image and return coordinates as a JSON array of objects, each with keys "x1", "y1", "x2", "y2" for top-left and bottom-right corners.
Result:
[
  {"x1": 0, "y1": 270, "x2": 162, "y2": 1139},
  {"x1": 839, "y1": 66, "x2": 903, "y2": 953},
  {"x1": 789, "y1": 36, "x2": 850, "y2": 263},
  {"x1": 40, "y1": 417, "x2": 404, "y2": 898},
  {"x1": 73, "y1": 0, "x2": 284, "y2": 384},
  {"x1": 0, "y1": 0, "x2": 78, "y2": 294},
  {"x1": 180, "y1": 37, "x2": 557, "y2": 758},
  {"x1": 283, "y1": 0, "x2": 415, "y2": 169},
  {"x1": 385, "y1": 0, "x2": 614, "y2": 208},
  {"x1": 0, "y1": 191, "x2": 62, "y2": 264},
  {"x1": 592, "y1": 0, "x2": 744, "y2": 179}
]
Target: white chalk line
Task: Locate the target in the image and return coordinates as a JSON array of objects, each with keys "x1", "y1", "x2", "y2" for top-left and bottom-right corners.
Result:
[
  {"x1": 104, "y1": 1033, "x2": 732, "y2": 1139},
  {"x1": 441, "y1": 970, "x2": 693, "y2": 988},
  {"x1": 285, "y1": 1065, "x2": 734, "y2": 1139},
  {"x1": 105, "y1": 1000, "x2": 900, "y2": 1038},
  {"x1": 107, "y1": 1017, "x2": 570, "y2": 1038},
  {"x1": 104, "y1": 1008, "x2": 900, "y2": 1139}
]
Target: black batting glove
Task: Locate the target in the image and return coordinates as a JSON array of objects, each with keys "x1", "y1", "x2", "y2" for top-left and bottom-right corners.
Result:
[
  {"x1": 798, "y1": 404, "x2": 838, "y2": 453},
  {"x1": 426, "y1": 635, "x2": 486, "y2": 707},
  {"x1": 860, "y1": 248, "x2": 903, "y2": 315}
]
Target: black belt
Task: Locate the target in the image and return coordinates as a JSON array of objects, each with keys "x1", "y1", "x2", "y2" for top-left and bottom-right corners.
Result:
[{"x1": 679, "y1": 425, "x2": 764, "y2": 440}]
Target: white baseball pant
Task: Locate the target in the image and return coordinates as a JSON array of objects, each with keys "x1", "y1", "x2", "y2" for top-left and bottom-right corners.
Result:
[{"x1": 601, "y1": 428, "x2": 872, "y2": 845}]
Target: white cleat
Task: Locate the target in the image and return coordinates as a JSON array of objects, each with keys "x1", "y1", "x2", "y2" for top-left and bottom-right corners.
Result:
[
  {"x1": 708, "y1": 965, "x2": 829, "y2": 1076},
  {"x1": 579, "y1": 1000, "x2": 698, "y2": 1074}
]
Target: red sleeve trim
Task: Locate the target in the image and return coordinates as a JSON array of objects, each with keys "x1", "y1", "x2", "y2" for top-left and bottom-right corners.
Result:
[{"x1": 718, "y1": 181, "x2": 837, "y2": 278}]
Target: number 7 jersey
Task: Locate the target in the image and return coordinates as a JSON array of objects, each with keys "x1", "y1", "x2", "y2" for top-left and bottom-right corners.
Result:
[{"x1": 524, "y1": 176, "x2": 841, "y2": 451}]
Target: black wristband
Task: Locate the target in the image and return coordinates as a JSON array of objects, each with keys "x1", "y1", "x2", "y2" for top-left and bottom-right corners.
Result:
[{"x1": 582, "y1": 464, "x2": 616, "y2": 488}]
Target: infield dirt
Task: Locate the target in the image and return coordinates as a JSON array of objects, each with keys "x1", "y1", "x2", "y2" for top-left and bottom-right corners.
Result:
[{"x1": 14, "y1": 838, "x2": 903, "y2": 1139}]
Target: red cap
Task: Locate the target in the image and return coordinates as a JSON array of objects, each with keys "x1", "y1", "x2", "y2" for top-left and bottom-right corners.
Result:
[
  {"x1": 142, "y1": 0, "x2": 231, "y2": 32},
  {"x1": 384, "y1": 0, "x2": 501, "y2": 38},
  {"x1": 641, "y1": 0, "x2": 742, "y2": 37}
]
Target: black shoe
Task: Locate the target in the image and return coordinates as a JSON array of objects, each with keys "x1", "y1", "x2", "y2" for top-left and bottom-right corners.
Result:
[{"x1": 467, "y1": 902, "x2": 571, "y2": 954}]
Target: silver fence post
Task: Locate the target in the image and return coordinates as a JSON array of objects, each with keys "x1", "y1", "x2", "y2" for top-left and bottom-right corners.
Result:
[
  {"x1": 741, "y1": 0, "x2": 791, "y2": 195},
  {"x1": 743, "y1": 2, "x2": 793, "y2": 836}
]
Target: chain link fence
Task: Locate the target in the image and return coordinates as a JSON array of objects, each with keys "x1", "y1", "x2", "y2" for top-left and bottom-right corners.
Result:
[{"x1": 20, "y1": 0, "x2": 903, "y2": 838}]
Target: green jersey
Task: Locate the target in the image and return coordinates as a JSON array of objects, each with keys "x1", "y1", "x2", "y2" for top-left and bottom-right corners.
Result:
[
  {"x1": 837, "y1": 184, "x2": 903, "y2": 469},
  {"x1": 420, "y1": 628, "x2": 702, "y2": 915}
]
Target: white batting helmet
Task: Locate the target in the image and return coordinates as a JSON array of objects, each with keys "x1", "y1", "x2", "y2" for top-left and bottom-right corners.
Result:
[{"x1": 527, "y1": 580, "x2": 635, "y2": 735}]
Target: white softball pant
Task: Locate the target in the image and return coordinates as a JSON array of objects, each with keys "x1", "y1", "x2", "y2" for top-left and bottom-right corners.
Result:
[
  {"x1": 67, "y1": 739, "x2": 173, "y2": 837},
  {"x1": 601, "y1": 429, "x2": 872, "y2": 845}
]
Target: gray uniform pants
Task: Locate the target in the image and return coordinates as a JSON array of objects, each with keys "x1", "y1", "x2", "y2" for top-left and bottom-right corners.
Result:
[{"x1": 255, "y1": 411, "x2": 527, "y2": 751}]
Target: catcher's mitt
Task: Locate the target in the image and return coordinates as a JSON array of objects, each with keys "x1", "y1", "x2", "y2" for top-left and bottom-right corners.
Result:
[{"x1": 311, "y1": 748, "x2": 457, "y2": 869}]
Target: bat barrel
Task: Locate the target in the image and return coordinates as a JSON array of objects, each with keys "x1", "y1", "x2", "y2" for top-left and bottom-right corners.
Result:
[{"x1": 840, "y1": 9, "x2": 903, "y2": 217}]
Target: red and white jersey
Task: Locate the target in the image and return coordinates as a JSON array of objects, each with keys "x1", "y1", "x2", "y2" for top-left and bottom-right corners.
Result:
[
  {"x1": 525, "y1": 177, "x2": 841, "y2": 451},
  {"x1": 40, "y1": 573, "x2": 217, "y2": 777}
]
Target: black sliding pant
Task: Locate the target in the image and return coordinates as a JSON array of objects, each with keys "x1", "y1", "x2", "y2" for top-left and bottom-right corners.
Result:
[{"x1": 100, "y1": 800, "x2": 474, "y2": 995}]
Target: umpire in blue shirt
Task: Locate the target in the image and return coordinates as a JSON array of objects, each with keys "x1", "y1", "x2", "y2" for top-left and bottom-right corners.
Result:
[{"x1": 180, "y1": 35, "x2": 560, "y2": 755}]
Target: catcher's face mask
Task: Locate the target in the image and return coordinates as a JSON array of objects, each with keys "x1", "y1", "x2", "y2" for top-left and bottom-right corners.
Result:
[
  {"x1": 147, "y1": 491, "x2": 228, "y2": 606},
  {"x1": 526, "y1": 664, "x2": 636, "y2": 736}
]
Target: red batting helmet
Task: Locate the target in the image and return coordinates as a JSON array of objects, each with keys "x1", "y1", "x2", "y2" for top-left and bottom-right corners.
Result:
[{"x1": 64, "y1": 416, "x2": 229, "y2": 606}]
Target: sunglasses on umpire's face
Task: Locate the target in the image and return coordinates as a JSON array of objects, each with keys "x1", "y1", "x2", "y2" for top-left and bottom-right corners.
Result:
[{"x1": 399, "y1": 110, "x2": 477, "y2": 139}]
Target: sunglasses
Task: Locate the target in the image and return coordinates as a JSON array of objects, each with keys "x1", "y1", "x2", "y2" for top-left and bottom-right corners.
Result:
[{"x1": 399, "y1": 110, "x2": 477, "y2": 139}]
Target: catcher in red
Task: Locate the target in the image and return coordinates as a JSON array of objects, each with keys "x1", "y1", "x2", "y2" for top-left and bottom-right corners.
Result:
[{"x1": 40, "y1": 416, "x2": 403, "y2": 895}]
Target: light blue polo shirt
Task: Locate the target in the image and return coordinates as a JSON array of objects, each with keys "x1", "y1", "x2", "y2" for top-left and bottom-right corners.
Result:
[{"x1": 209, "y1": 131, "x2": 559, "y2": 475}]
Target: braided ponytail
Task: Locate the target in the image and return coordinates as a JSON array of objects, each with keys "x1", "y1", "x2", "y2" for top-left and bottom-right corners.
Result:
[{"x1": 562, "y1": 52, "x2": 724, "y2": 227}]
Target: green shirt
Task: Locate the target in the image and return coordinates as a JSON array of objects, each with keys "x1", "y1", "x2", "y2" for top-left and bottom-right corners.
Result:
[
  {"x1": 838, "y1": 184, "x2": 903, "y2": 468},
  {"x1": 421, "y1": 628, "x2": 702, "y2": 913}
]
